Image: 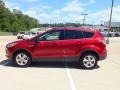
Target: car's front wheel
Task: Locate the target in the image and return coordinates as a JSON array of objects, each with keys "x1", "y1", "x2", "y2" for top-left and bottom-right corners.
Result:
[
  {"x1": 80, "y1": 53, "x2": 98, "y2": 69},
  {"x1": 13, "y1": 52, "x2": 32, "y2": 67}
]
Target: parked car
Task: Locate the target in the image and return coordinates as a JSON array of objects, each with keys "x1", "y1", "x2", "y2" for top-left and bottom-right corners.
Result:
[
  {"x1": 108, "y1": 32, "x2": 116, "y2": 37},
  {"x1": 6, "y1": 28, "x2": 107, "y2": 69},
  {"x1": 17, "y1": 32, "x2": 26, "y2": 39},
  {"x1": 114, "y1": 32, "x2": 120, "y2": 37},
  {"x1": 23, "y1": 32, "x2": 37, "y2": 39},
  {"x1": 23, "y1": 31, "x2": 43, "y2": 39},
  {"x1": 100, "y1": 31, "x2": 108, "y2": 37}
]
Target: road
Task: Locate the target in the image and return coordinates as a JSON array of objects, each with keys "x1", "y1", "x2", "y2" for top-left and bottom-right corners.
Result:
[{"x1": 0, "y1": 36, "x2": 120, "y2": 90}]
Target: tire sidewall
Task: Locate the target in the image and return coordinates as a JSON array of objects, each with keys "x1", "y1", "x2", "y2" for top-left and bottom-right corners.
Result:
[
  {"x1": 80, "y1": 53, "x2": 98, "y2": 69},
  {"x1": 13, "y1": 52, "x2": 32, "y2": 67}
]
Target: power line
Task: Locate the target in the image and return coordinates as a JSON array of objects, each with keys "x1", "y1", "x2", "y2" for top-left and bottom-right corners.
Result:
[{"x1": 81, "y1": 13, "x2": 88, "y2": 25}]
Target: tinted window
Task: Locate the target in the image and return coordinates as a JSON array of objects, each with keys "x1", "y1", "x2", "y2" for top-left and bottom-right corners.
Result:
[
  {"x1": 82, "y1": 31, "x2": 94, "y2": 38},
  {"x1": 39, "y1": 31, "x2": 61, "y2": 41},
  {"x1": 64, "y1": 30, "x2": 83, "y2": 40}
]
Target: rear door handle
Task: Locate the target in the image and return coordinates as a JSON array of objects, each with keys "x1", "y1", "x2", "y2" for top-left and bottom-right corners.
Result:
[{"x1": 28, "y1": 45, "x2": 34, "y2": 47}]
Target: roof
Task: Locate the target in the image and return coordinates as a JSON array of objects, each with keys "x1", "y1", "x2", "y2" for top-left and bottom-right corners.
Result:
[
  {"x1": 51, "y1": 27, "x2": 96, "y2": 32},
  {"x1": 104, "y1": 22, "x2": 120, "y2": 27}
]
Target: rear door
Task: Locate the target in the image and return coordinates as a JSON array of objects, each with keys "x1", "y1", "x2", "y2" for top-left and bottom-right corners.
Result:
[{"x1": 62, "y1": 30, "x2": 84, "y2": 57}]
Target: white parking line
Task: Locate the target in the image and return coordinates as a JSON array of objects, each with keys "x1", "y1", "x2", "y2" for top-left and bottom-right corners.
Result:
[
  {"x1": 0, "y1": 61, "x2": 10, "y2": 67},
  {"x1": 65, "y1": 63, "x2": 76, "y2": 90}
]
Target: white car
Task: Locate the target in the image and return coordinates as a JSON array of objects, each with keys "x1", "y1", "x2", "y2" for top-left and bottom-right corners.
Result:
[
  {"x1": 17, "y1": 32, "x2": 26, "y2": 39},
  {"x1": 23, "y1": 32, "x2": 38, "y2": 39},
  {"x1": 100, "y1": 31, "x2": 108, "y2": 37},
  {"x1": 108, "y1": 32, "x2": 116, "y2": 37}
]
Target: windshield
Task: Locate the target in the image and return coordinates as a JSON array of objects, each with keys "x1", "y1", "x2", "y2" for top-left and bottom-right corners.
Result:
[
  {"x1": 20, "y1": 32, "x2": 25, "y2": 34},
  {"x1": 25, "y1": 33, "x2": 29, "y2": 35},
  {"x1": 31, "y1": 32, "x2": 36, "y2": 35}
]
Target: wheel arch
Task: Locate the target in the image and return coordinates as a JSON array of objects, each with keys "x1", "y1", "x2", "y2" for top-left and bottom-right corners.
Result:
[
  {"x1": 12, "y1": 49, "x2": 32, "y2": 61},
  {"x1": 80, "y1": 50, "x2": 100, "y2": 60}
]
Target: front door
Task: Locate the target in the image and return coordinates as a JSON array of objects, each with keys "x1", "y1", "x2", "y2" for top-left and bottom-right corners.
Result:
[{"x1": 33, "y1": 30, "x2": 64, "y2": 59}]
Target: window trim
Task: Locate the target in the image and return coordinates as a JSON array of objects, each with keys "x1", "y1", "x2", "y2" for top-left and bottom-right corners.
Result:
[
  {"x1": 37, "y1": 30, "x2": 64, "y2": 41},
  {"x1": 82, "y1": 31, "x2": 94, "y2": 38},
  {"x1": 63, "y1": 29, "x2": 84, "y2": 40}
]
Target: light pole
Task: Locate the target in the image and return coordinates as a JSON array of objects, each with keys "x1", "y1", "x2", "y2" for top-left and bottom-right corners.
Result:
[
  {"x1": 81, "y1": 13, "x2": 88, "y2": 25},
  {"x1": 107, "y1": 0, "x2": 114, "y2": 44}
]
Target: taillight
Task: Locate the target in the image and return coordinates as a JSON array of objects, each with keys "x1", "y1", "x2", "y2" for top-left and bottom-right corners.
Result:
[{"x1": 97, "y1": 32, "x2": 106, "y2": 45}]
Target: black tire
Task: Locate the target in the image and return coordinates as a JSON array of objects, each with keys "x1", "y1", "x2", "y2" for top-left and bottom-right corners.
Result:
[
  {"x1": 13, "y1": 52, "x2": 32, "y2": 67},
  {"x1": 79, "y1": 53, "x2": 98, "y2": 69}
]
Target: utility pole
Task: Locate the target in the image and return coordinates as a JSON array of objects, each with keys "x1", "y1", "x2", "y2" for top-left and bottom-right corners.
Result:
[
  {"x1": 81, "y1": 13, "x2": 88, "y2": 25},
  {"x1": 107, "y1": 0, "x2": 114, "y2": 44}
]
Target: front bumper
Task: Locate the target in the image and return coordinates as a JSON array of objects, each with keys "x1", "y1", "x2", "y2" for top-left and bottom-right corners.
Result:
[{"x1": 6, "y1": 48, "x2": 12, "y2": 60}]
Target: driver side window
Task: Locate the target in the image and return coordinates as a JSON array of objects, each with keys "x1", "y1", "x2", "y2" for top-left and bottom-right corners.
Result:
[{"x1": 39, "y1": 31, "x2": 61, "y2": 41}]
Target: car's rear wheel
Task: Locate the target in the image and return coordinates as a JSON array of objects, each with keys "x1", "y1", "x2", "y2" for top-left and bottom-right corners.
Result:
[
  {"x1": 13, "y1": 52, "x2": 32, "y2": 67},
  {"x1": 80, "y1": 53, "x2": 98, "y2": 69}
]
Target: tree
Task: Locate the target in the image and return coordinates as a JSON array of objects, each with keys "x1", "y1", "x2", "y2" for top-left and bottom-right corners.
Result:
[
  {"x1": 0, "y1": 0, "x2": 5, "y2": 6},
  {"x1": 0, "y1": 1, "x2": 39, "y2": 32},
  {"x1": 0, "y1": 1, "x2": 13, "y2": 32}
]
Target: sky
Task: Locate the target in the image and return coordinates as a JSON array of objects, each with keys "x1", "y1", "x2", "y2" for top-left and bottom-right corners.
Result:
[{"x1": 4, "y1": 0, "x2": 120, "y2": 24}]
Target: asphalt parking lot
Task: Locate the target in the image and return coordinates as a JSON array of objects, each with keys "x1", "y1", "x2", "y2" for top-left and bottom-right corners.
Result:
[{"x1": 0, "y1": 36, "x2": 120, "y2": 90}]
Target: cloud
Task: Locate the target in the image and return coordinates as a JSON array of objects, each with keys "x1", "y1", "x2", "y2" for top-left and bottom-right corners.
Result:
[
  {"x1": 22, "y1": 0, "x2": 39, "y2": 2},
  {"x1": 5, "y1": 1, "x2": 20, "y2": 10},
  {"x1": 7, "y1": 0, "x2": 119, "y2": 24},
  {"x1": 23, "y1": 0, "x2": 94, "y2": 23},
  {"x1": 41, "y1": 6, "x2": 52, "y2": 9},
  {"x1": 89, "y1": 0, "x2": 96, "y2": 4},
  {"x1": 5, "y1": 0, "x2": 94, "y2": 23},
  {"x1": 60, "y1": 0, "x2": 85, "y2": 13},
  {"x1": 23, "y1": 6, "x2": 51, "y2": 23},
  {"x1": 88, "y1": 5, "x2": 120, "y2": 24}
]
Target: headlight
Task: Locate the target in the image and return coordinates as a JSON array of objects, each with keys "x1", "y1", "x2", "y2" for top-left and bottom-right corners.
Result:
[{"x1": 6, "y1": 42, "x2": 17, "y2": 48}]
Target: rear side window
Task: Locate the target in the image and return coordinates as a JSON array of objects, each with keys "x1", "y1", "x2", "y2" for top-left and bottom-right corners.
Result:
[
  {"x1": 64, "y1": 30, "x2": 83, "y2": 40},
  {"x1": 82, "y1": 31, "x2": 94, "y2": 38}
]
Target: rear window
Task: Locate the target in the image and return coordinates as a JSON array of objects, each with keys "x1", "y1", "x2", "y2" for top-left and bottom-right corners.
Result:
[
  {"x1": 82, "y1": 31, "x2": 94, "y2": 38},
  {"x1": 64, "y1": 30, "x2": 83, "y2": 40}
]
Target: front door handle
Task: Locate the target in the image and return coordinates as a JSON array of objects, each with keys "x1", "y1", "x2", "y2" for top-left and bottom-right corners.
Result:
[
  {"x1": 77, "y1": 42, "x2": 83, "y2": 45},
  {"x1": 77, "y1": 43, "x2": 81, "y2": 45}
]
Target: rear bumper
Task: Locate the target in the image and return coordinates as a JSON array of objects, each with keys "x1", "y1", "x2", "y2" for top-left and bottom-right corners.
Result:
[{"x1": 99, "y1": 49, "x2": 107, "y2": 60}]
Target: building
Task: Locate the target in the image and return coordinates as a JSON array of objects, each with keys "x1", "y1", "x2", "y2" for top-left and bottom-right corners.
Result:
[
  {"x1": 104, "y1": 22, "x2": 120, "y2": 32},
  {"x1": 80, "y1": 25, "x2": 108, "y2": 32}
]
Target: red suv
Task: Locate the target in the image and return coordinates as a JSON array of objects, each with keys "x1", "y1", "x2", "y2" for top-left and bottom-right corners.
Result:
[{"x1": 6, "y1": 28, "x2": 107, "y2": 69}]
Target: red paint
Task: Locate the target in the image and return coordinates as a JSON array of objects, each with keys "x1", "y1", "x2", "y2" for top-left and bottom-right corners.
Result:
[{"x1": 6, "y1": 28, "x2": 107, "y2": 61}]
